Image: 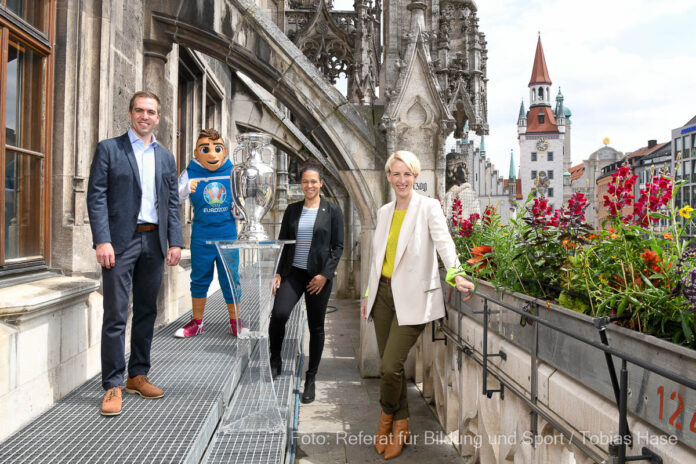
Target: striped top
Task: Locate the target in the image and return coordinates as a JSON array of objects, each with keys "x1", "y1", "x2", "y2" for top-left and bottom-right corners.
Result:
[{"x1": 292, "y1": 206, "x2": 319, "y2": 269}]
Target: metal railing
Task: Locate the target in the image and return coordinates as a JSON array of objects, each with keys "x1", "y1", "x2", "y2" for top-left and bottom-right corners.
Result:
[{"x1": 434, "y1": 284, "x2": 696, "y2": 464}]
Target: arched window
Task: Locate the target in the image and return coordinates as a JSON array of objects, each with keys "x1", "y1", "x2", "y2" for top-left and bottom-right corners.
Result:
[{"x1": 538, "y1": 87, "x2": 543, "y2": 99}]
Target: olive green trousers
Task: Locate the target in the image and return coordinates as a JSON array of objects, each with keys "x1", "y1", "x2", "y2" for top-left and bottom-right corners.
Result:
[{"x1": 372, "y1": 280, "x2": 425, "y2": 420}]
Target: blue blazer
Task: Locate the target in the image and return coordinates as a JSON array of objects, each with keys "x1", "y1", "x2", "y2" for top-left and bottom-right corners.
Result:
[{"x1": 87, "y1": 133, "x2": 183, "y2": 257}]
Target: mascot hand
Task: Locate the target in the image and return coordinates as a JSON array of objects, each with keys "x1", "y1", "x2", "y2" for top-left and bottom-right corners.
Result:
[{"x1": 190, "y1": 179, "x2": 201, "y2": 193}]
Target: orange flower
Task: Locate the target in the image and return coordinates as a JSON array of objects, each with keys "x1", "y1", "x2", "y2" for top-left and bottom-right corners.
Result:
[
  {"x1": 610, "y1": 234, "x2": 619, "y2": 240},
  {"x1": 640, "y1": 249, "x2": 660, "y2": 265},
  {"x1": 607, "y1": 227, "x2": 617, "y2": 233},
  {"x1": 467, "y1": 245, "x2": 493, "y2": 271},
  {"x1": 663, "y1": 232, "x2": 673, "y2": 240},
  {"x1": 586, "y1": 233, "x2": 599, "y2": 240},
  {"x1": 561, "y1": 239, "x2": 577, "y2": 249}
]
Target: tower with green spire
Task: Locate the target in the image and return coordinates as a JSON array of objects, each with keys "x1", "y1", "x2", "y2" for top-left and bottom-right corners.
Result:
[{"x1": 508, "y1": 149, "x2": 516, "y2": 180}]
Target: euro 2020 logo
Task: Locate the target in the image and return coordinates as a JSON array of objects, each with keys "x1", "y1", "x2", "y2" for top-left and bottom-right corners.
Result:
[{"x1": 203, "y1": 182, "x2": 227, "y2": 206}]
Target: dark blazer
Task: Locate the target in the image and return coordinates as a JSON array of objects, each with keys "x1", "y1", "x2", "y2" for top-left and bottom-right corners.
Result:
[
  {"x1": 87, "y1": 132, "x2": 183, "y2": 257},
  {"x1": 277, "y1": 197, "x2": 344, "y2": 280}
]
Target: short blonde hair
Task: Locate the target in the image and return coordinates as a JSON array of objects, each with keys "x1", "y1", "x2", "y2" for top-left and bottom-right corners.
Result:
[{"x1": 385, "y1": 150, "x2": 421, "y2": 176}]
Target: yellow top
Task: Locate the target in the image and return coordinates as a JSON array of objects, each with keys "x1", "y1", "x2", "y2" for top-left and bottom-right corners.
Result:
[{"x1": 380, "y1": 209, "x2": 407, "y2": 278}]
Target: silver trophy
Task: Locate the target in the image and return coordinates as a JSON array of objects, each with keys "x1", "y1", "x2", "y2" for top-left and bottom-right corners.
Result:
[{"x1": 231, "y1": 132, "x2": 276, "y2": 241}]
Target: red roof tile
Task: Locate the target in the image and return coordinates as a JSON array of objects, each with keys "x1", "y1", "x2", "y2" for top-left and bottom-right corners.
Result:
[
  {"x1": 626, "y1": 142, "x2": 669, "y2": 160},
  {"x1": 529, "y1": 37, "x2": 552, "y2": 86},
  {"x1": 526, "y1": 106, "x2": 558, "y2": 133},
  {"x1": 569, "y1": 163, "x2": 584, "y2": 181}
]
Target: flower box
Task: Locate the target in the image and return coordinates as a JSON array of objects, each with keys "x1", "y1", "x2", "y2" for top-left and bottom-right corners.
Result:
[{"x1": 441, "y1": 275, "x2": 696, "y2": 450}]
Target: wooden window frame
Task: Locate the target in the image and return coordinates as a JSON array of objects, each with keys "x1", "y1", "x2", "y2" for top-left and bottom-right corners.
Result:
[{"x1": 0, "y1": 0, "x2": 55, "y2": 270}]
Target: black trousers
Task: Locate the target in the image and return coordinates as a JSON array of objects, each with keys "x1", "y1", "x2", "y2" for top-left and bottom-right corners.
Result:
[
  {"x1": 101, "y1": 229, "x2": 163, "y2": 390},
  {"x1": 269, "y1": 266, "x2": 333, "y2": 376}
]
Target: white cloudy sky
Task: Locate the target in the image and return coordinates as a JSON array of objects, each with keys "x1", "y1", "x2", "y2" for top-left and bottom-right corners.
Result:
[
  {"x1": 334, "y1": 0, "x2": 696, "y2": 174},
  {"x1": 475, "y1": 0, "x2": 696, "y2": 172}
]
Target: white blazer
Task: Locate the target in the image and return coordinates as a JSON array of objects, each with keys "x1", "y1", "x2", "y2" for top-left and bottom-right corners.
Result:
[{"x1": 365, "y1": 192, "x2": 460, "y2": 325}]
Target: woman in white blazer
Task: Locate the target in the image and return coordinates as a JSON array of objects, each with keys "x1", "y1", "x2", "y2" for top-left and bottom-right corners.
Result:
[{"x1": 360, "y1": 151, "x2": 474, "y2": 460}]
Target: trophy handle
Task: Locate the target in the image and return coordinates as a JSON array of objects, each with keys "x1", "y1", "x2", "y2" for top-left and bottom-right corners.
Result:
[
  {"x1": 232, "y1": 144, "x2": 245, "y2": 165},
  {"x1": 260, "y1": 145, "x2": 275, "y2": 167}
]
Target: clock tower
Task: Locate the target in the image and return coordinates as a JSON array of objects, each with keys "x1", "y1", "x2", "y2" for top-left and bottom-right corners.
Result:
[{"x1": 517, "y1": 35, "x2": 569, "y2": 210}]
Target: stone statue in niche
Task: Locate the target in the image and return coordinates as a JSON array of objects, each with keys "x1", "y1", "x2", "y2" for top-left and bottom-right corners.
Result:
[
  {"x1": 444, "y1": 182, "x2": 480, "y2": 223},
  {"x1": 446, "y1": 150, "x2": 468, "y2": 192}
]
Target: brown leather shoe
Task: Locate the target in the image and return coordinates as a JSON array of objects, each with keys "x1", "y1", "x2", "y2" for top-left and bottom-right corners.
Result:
[
  {"x1": 375, "y1": 410, "x2": 393, "y2": 454},
  {"x1": 384, "y1": 418, "x2": 411, "y2": 459},
  {"x1": 125, "y1": 375, "x2": 164, "y2": 399},
  {"x1": 101, "y1": 387, "x2": 122, "y2": 416}
]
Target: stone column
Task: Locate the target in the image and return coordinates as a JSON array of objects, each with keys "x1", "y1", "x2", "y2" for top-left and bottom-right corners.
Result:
[{"x1": 142, "y1": 39, "x2": 175, "y2": 151}]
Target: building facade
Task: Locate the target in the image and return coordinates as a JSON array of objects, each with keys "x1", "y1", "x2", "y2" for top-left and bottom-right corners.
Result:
[
  {"x1": 567, "y1": 145, "x2": 623, "y2": 228},
  {"x1": 518, "y1": 36, "x2": 571, "y2": 210},
  {"x1": 673, "y1": 115, "x2": 696, "y2": 241},
  {"x1": 594, "y1": 140, "x2": 671, "y2": 229},
  {"x1": 0, "y1": 0, "x2": 490, "y2": 438}
]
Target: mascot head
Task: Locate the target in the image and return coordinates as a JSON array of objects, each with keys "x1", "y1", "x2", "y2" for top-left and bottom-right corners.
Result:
[{"x1": 194, "y1": 128, "x2": 227, "y2": 171}]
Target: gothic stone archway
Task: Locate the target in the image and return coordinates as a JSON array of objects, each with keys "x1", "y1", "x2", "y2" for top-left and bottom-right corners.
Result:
[{"x1": 142, "y1": 0, "x2": 381, "y2": 231}]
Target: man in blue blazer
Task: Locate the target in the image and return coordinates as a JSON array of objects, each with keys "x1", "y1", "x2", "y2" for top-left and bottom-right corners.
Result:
[{"x1": 87, "y1": 91, "x2": 183, "y2": 416}]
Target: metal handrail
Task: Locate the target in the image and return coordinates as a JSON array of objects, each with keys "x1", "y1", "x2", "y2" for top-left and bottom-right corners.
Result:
[
  {"x1": 435, "y1": 285, "x2": 684, "y2": 464},
  {"x1": 463, "y1": 290, "x2": 696, "y2": 390}
]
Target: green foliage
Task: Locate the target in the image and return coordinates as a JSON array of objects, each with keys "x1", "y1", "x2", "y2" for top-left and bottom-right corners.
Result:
[{"x1": 447, "y1": 181, "x2": 696, "y2": 349}]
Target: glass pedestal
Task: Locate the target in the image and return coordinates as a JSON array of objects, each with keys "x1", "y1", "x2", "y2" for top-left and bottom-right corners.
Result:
[{"x1": 210, "y1": 240, "x2": 292, "y2": 433}]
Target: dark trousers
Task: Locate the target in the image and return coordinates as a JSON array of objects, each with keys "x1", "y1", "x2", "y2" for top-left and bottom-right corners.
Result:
[
  {"x1": 372, "y1": 281, "x2": 425, "y2": 420},
  {"x1": 269, "y1": 266, "x2": 333, "y2": 377},
  {"x1": 101, "y1": 229, "x2": 164, "y2": 390}
]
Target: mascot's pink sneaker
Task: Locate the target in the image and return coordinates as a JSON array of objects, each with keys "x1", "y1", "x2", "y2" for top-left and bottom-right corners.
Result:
[
  {"x1": 175, "y1": 319, "x2": 204, "y2": 338},
  {"x1": 229, "y1": 318, "x2": 247, "y2": 337}
]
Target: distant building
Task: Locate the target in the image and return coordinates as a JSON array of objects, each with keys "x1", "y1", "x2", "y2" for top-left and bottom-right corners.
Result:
[
  {"x1": 672, "y1": 115, "x2": 696, "y2": 241},
  {"x1": 567, "y1": 145, "x2": 623, "y2": 228},
  {"x1": 595, "y1": 140, "x2": 671, "y2": 229},
  {"x1": 518, "y1": 35, "x2": 571, "y2": 210},
  {"x1": 446, "y1": 138, "x2": 519, "y2": 223}
]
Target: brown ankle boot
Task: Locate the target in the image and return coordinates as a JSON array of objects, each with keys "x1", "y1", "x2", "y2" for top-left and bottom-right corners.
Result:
[
  {"x1": 384, "y1": 418, "x2": 410, "y2": 459},
  {"x1": 374, "y1": 410, "x2": 393, "y2": 455}
]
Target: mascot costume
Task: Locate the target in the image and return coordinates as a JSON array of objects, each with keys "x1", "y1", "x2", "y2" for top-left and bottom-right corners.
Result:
[{"x1": 176, "y1": 128, "x2": 246, "y2": 338}]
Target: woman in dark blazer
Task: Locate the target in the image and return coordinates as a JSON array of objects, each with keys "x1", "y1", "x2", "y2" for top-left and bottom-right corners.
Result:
[{"x1": 270, "y1": 160, "x2": 344, "y2": 403}]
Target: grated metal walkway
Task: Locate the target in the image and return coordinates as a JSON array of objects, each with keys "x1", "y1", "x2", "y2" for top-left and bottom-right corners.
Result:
[{"x1": 0, "y1": 290, "x2": 304, "y2": 464}]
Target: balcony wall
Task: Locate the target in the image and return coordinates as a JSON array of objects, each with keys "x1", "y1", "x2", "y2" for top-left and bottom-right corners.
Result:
[{"x1": 413, "y1": 278, "x2": 696, "y2": 463}]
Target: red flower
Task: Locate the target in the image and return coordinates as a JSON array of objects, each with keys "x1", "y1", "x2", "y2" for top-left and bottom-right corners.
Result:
[
  {"x1": 632, "y1": 174, "x2": 673, "y2": 228},
  {"x1": 604, "y1": 162, "x2": 638, "y2": 221},
  {"x1": 483, "y1": 206, "x2": 496, "y2": 226}
]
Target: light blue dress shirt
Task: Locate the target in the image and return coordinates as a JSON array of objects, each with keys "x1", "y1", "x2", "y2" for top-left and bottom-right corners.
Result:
[{"x1": 128, "y1": 128, "x2": 158, "y2": 224}]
